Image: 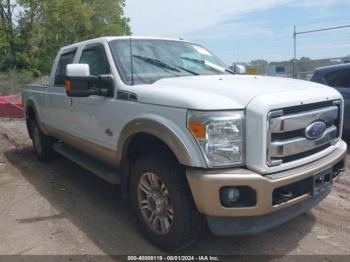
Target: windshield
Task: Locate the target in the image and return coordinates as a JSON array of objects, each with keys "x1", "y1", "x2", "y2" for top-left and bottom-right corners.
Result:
[{"x1": 109, "y1": 39, "x2": 228, "y2": 85}]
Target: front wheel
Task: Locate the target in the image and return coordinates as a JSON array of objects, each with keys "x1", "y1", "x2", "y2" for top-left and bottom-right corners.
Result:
[{"x1": 129, "y1": 153, "x2": 205, "y2": 251}]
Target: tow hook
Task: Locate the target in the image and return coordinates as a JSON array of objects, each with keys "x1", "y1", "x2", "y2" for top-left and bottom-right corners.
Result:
[{"x1": 273, "y1": 189, "x2": 294, "y2": 205}]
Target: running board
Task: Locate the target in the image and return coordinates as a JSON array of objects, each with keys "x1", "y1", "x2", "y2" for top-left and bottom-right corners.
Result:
[{"x1": 53, "y1": 142, "x2": 120, "y2": 184}]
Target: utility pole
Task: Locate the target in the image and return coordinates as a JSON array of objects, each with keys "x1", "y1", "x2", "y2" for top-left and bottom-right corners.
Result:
[{"x1": 293, "y1": 25, "x2": 297, "y2": 79}]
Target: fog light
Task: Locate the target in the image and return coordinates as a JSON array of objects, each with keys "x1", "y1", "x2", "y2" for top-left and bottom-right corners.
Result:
[
  {"x1": 220, "y1": 187, "x2": 240, "y2": 206},
  {"x1": 220, "y1": 186, "x2": 257, "y2": 208}
]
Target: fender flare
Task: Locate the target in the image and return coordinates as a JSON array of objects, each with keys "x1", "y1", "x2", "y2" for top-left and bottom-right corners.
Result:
[
  {"x1": 116, "y1": 118, "x2": 203, "y2": 168},
  {"x1": 25, "y1": 99, "x2": 50, "y2": 136}
]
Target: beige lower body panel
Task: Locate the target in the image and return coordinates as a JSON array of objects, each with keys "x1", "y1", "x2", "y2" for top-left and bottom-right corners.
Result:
[
  {"x1": 187, "y1": 140, "x2": 347, "y2": 217},
  {"x1": 43, "y1": 124, "x2": 118, "y2": 167}
]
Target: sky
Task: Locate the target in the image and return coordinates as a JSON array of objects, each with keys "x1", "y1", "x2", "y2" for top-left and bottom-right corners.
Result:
[{"x1": 124, "y1": 0, "x2": 350, "y2": 64}]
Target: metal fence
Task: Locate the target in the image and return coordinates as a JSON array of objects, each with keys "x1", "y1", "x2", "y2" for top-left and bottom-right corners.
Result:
[
  {"x1": 295, "y1": 56, "x2": 349, "y2": 80},
  {"x1": 245, "y1": 56, "x2": 349, "y2": 80}
]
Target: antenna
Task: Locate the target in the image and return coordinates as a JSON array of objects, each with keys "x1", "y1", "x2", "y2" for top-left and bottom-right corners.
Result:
[{"x1": 129, "y1": 37, "x2": 134, "y2": 85}]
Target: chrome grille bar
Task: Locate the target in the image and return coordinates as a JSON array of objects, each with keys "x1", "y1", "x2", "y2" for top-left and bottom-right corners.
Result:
[
  {"x1": 270, "y1": 106, "x2": 338, "y2": 133},
  {"x1": 269, "y1": 126, "x2": 337, "y2": 158}
]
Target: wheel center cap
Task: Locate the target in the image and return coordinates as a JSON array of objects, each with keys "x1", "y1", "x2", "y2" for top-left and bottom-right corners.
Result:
[{"x1": 148, "y1": 191, "x2": 166, "y2": 215}]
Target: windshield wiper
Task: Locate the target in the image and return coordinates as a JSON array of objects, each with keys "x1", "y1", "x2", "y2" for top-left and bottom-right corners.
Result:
[
  {"x1": 173, "y1": 63, "x2": 199, "y2": 75},
  {"x1": 181, "y1": 57, "x2": 234, "y2": 74},
  {"x1": 133, "y1": 55, "x2": 199, "y2": 76}
]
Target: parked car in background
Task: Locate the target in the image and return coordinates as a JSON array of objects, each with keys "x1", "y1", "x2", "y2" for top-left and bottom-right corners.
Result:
[{"x1": 311, "y1": 64, "x2": 350, "y2": 135}]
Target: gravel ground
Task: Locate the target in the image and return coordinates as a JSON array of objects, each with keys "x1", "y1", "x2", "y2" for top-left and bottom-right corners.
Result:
[{"x1": 0, "y1": 118, "x2": 349, "y2": 260}]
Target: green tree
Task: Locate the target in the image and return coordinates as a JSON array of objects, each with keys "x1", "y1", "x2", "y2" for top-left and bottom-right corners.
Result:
[
  {"x1": 84, "y1": 0, "x2": 131, "y2": 37},
  {"x1": 27, "y1": 0, "x2": 95, "y2": 72},
  {"x1": 0, "y1": 23, "x2": 8, "y2": 69},
  {"x1": 0, "y1": 0, "x2": 131, "y2": 73},
  {"x1": 0, "y1": 0, "x2": 17, "y2": 69}
]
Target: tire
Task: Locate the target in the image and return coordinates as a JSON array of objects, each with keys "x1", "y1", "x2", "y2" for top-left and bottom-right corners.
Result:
[
  {"x1": 129, "y1": 153, "x2": 205, "y2": 251},
  {"x1": 30, "y1": 120, "x2": 56, "y2": 162}
]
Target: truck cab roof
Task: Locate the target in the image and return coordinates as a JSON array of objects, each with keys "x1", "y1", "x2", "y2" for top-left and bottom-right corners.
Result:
[{"x1": 60, "y1": 36, "x2": 189, "y2": 52}]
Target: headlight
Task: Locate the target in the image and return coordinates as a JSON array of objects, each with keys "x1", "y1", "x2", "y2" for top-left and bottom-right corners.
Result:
[{"x1": 187, "y1": 110, "x2": 245, "y2": 168}]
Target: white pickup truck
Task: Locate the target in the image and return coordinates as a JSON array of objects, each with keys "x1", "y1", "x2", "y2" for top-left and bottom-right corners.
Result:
[{"x1": 22, "y1": 37, "x2": 347, "y2": 251}]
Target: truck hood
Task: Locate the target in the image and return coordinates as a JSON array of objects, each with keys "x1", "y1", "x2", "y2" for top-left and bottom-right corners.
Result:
[{"x1": 127, "y1": 75, "x2": 339, "y2": 110}]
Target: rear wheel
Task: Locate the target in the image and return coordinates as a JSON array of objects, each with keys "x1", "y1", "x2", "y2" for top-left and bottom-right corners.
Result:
[
  {"x1": 31, "y1": 120, "x2": 56, "y2": 162},
  {"x1": 129, "y1": 153, "x2": 205, "y2": 251}
]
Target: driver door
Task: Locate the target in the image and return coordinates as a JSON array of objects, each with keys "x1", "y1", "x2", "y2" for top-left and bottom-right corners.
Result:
[{"x1": 70, "y1": 43, "x2": 117, "y2": 155}]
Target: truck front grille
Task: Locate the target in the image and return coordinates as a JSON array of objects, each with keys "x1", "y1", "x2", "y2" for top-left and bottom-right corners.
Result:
[{"x1": 267, "y1": 100, "x2": 341, "y2": 166}]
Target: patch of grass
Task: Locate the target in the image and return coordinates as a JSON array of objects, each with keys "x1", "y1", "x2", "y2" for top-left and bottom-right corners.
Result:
[{"x1": 0, "y1": 71, "x2": 35, "y2": 95}]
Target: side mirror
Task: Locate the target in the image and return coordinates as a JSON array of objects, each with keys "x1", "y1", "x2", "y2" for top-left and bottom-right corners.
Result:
[
  {"x1": 65, "y1": 64, "x2": 113, "y2": 97},
  {"x1": 67, "y1": 63, "x2": 90, "y2": 77},
  {"x1": 234, "y1": 64, "x2": 246, "y2": 75}
]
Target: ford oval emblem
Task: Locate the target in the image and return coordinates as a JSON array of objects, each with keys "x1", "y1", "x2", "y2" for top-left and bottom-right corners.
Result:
[{"x1": 305, "y1": 121, "x2": 327, "y2": 140}]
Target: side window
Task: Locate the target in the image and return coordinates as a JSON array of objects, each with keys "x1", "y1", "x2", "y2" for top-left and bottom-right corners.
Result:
[
  {"x1": 311, "y1": 73, "x2": 326, "y2": 85},
  {"x1": 54, "y1": 51, "x2": 76, "y2": 86},
  {"x1": 324, "y1": 69, "x2": 349, "y2": 87},
  {"x1": 80, "y1": 45, "x2": 110, "y2": 75},
  {"x1": 339, "y1": 69, "x2": 350, "y2": 88}
]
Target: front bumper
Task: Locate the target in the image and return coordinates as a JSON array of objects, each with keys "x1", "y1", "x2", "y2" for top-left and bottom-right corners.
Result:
[
  {"x1": 186, "y1": 140, "x2": 347, "y2": 234},
  {"x1": 207, "y1": 188, "x2": 330, "y2": 235}
]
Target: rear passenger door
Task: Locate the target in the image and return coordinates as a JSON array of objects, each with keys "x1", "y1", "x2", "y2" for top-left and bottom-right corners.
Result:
[
  {"x1": 70, "y1": 43, "x2": 117, "y2": 152},
  {"x1": 47, "y1": 48, "x2": 77, "y2": 133}
]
